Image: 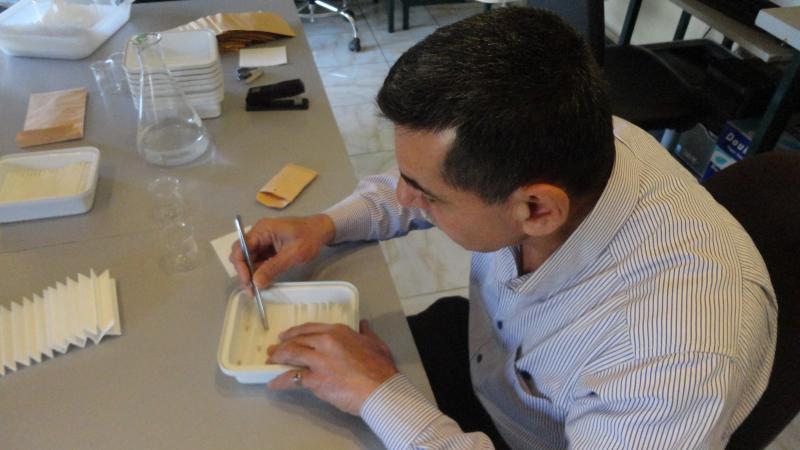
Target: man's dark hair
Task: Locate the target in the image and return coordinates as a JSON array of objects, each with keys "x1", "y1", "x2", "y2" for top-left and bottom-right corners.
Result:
[{"x1": 377, "y1": 7, "x2": 615, "y2": 203}]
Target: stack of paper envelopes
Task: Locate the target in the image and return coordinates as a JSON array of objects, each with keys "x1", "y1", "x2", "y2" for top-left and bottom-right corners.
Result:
[
  {"x1": 0, "y1": 270, "x2": 121, "y2": 376},
  {"x1": 169, "y1": 12, "x2": 296, "y2": 53},
  {"x1": 123, "y1": 30, "x2": 224, "y2": 119}
]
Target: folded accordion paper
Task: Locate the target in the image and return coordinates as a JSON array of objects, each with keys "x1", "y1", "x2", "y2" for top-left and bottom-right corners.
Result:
[{"x1": 0, "y1": 270, "x2": 121, "y2": 376}]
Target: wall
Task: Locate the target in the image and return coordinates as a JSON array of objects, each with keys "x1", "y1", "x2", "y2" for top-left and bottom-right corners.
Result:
[{"x1": 604, "y1": 0, "x2": 722, "y2": 43}]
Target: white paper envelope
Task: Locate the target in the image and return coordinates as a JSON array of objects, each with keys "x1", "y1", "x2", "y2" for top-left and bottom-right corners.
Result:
[
  {"x1": 97, "y1": 270, "x2": 121, "y2": 336},
  {"x1": 23, "y1": 298, "x2": 40, "y2": 364},
  {"x1": 44, "y1": 286, "x2": 67, "y2": 354},
  {"x1": 11, "y1": 302, "x2": 29, "y2": 367},
  {"x1": 33, "y1": 293, "x2": 53, "y2": 359},
  {"x1": 210, "y1": 226, "x2": 251, "y2": 278},
  {"x1": 0, "y1": 306, "x2": 12, "y2": 374},
  {"x1": 239, "y1": 46, "x2": 287, "y2": 67},
  {"x1": 78, "y1": 273, "x2": 99, "y2": 342}
]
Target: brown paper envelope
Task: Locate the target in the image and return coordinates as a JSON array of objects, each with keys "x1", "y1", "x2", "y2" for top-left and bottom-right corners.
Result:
[
  {"x1": 15, "y1": 124, "x2": 84, "y2": 148},
  {"x1": 172, "y1": 12, "x2": 295, "y2": 37},
  {"x1": 16, "y1": 88, "x2": 87, "y2": 148},
  {"x1": 172, "y1": 12, "x2": 295, "y2": 53},
  {"x1": 256, "y1": 164, "x2": 317, "y2": 209}
]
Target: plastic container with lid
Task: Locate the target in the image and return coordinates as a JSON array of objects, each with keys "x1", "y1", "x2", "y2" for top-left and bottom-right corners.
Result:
[{"x1": 0, "y1": 0, "x2": 133, "y2": 59}]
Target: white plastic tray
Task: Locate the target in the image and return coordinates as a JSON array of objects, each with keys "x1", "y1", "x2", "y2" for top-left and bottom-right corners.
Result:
[
  {"x1": 123, "y1": 30, "x2": 219, "y2": 74},
  {"x1": 128, "y1": 69, "x2": 223, "y2": 89},
  {"x1": 218, "y1": 281, "x2": 359, "y2": 384},
  {"x1": 0, "y1": 0, "x2": 133, "y2": 60},
  {"x1": 0, "y1": 147, "x2": 100, "y2": 223},
  {"x1": 129, "y1": 76, "x2": 224, "y2": 97}
]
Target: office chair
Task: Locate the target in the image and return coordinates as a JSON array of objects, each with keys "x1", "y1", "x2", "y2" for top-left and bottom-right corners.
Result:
[
  {"x1": 297, "y1": 0, "x2": 361, "y2": 51},
  {"x1": 527, "y1": 0, "x2": 710, "y2": 149},
  {"x1": 702, "y1": 152, "x2": 800, "y2": 449}
]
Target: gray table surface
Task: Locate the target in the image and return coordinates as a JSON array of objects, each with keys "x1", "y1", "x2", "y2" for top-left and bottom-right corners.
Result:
[{"x1": 0, "y1": 1, "x2": 433, "y2": 448}]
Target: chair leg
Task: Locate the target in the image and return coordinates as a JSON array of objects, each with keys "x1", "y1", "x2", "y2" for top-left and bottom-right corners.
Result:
[
  {"x1": 388, "y1": 0, "x2": 395, "y2": 33},
  {"x1": 312, "y1": 0, "x2": 361, "y2": 51}
]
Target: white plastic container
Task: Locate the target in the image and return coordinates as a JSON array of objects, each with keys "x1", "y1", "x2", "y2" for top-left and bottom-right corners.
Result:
[
  {"x1": 0, "y1": 146, "x2": 100, "y2": 223},
  {"x1": 122, "y1": 29, "x2": 219, "y2": 74},
  {"x1": 218, "y1": 282, "x2": 359, "y2": 384},
  {"x1": 0, "y1": 0, "x2": 133, "y2": 60},
  {"x1": 123, "y1": 30, "x2": 224, "y2": 119}
]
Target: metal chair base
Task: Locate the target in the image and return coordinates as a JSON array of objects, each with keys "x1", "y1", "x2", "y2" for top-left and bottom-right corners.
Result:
[{"x1": 297, "y1": 0, "x2": 361, "y2": 51}]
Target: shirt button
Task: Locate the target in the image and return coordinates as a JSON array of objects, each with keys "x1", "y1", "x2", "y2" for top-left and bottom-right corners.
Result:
[
  {"x1": 477, "y1": 353, "x2": 483, "y2": 363},
  {"x1": 497, "y1": 320, "x2": 503, "y2": 330}
]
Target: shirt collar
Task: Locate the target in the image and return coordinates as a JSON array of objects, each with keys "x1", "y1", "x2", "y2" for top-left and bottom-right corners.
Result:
[{"x1": 506, "y1": 120, "x2": 640, "y2": 299}]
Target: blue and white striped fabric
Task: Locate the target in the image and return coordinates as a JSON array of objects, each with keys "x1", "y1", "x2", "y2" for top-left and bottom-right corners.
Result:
[{"x1": 325, "y1": 117, "x2": 777, "y2": 450}]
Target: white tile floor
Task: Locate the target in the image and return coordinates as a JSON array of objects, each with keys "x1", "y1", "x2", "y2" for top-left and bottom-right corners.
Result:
[
  {"x1": 300, "y1": 2, "x2": 799, "y2": 446},
  {"x1": 304, "y1": 0, "x2": 482, "y2": 317}
]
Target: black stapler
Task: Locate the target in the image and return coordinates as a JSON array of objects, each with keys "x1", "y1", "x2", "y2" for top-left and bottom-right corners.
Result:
[{"x1": 245, "y1": 79, "x2": 309, "y2": 111}]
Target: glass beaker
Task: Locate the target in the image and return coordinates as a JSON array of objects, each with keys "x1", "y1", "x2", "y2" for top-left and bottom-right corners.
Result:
[{"x1": 132, "y1": 32, "x2": 211, "y2": 167}]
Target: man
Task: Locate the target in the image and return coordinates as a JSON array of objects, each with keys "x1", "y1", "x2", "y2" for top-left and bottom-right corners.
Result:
[{"x1": 230, "y1": 8, "x2": 776, "y2": 449}]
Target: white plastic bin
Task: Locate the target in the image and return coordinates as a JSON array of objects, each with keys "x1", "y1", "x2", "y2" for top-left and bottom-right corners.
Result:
[
  {"x1": 0, "y1": 0, "x2": 133, "y2": 59},
  {"x1": 0, "y1": 147, "x2": 101, "y2": 223},
  {"x1": 218, "y1": 282, "x2": 360, "y2": 384}
]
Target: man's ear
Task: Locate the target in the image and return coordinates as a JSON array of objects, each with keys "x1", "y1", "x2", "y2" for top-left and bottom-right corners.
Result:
[{"x1": 512, "y1": 184, "x2": 570, "y2": 237}]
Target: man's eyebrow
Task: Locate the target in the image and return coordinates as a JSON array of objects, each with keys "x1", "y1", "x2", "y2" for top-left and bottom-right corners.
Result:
[{"x1": 400, "y1": 173, "x2": 442, "y2": 201}]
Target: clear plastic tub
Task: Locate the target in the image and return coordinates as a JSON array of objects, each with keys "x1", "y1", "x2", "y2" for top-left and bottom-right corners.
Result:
[
  {"x1": 218, "y1": 282, "x2": 359, "y2": 384},
  {"x1": 0, "y1": 0, "x2": 133, "y2": 59}
]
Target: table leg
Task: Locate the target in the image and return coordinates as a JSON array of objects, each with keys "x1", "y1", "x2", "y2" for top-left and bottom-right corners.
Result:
[{"x1": 750, "y1": 51, "x2": 800, "y2": 154}]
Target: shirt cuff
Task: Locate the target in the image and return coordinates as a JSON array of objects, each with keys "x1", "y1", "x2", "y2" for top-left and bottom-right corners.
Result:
[
  {"x1": 323, "y1": 195, "x2": 375, "y2": 244},
  {"x1": 360, "y1": 373, "x2": 444, "y2": 450}
]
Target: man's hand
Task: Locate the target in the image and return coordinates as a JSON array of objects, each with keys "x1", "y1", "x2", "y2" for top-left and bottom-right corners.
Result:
[
  {"x1": 266, "y1": 320, "x2": 399, "y2": 415},
  {"x1": 229, "y1": 214, "x2": 336, "y2": 291}
]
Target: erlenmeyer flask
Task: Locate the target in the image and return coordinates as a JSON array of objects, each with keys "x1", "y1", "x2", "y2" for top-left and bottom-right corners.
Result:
[{"x1": 132, "y1": 32, "x2": 211, "y2": 167}]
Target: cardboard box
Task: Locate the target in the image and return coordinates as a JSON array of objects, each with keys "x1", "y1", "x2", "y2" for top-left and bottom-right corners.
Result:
[
  {"x1": 700, "y1": 118, "x2": 800, "y2": 180},
  {"x1": 702, "y1": 145, "x2": 740, "y2": 180},
  {"x1": 717, "y1": 118, "x2": 800, "y2": 159}
]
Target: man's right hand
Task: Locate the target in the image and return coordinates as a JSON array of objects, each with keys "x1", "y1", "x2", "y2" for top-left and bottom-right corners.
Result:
[{"x1": 229, "y1": 214, "x2": 336, "y2": 291}]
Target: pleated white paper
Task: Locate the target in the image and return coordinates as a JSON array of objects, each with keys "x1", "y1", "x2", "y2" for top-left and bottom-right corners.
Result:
[{"x1": 0, "y1": 270, "x2": 120, "y2": 376}]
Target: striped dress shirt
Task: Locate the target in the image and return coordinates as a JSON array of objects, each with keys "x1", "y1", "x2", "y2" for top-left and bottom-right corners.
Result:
[{"x1": 324, "y1": 117, "x2": 777, "y2": 449}]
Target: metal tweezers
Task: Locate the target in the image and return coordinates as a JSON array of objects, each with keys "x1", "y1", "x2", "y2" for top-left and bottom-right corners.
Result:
[{"x1": 234, "y1": 215, "x2": 268, "y2": 330}]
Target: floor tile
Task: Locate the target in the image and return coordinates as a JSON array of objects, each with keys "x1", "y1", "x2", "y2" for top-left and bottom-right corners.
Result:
[
  {"x1": 767, "y1": 413, "x2": 800, "y2": 450},
  {"x1": 361, "y1": 0, "x2": 436, "y2": 39},
  {"x1": 332, "y1": 103, "x2": 395, "y2": 155},
  {"x1": 380, "y1": 227, "x2": 471, "y2": 299},
  {"x1": 426, "y1": 2, "x2": 485, "y2": 27},
  {"x1": 318, "y1": 62, "x2": 390, "y2": 106},
  {"x1": 348, "y1": 151, "x2": 397, "y2": 179},
  {"x1": 298, "y1": 3, "x2": 366, "y2": 36},
  {"x1": 376, "y1": 25, "x2": 437, "y2": 64},
  {"x1": 308, "y1": 29, "x2": 386, "y2": 68}
]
